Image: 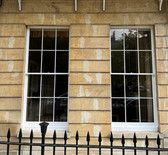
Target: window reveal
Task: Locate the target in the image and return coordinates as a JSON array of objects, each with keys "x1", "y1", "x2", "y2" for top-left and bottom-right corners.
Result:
[
  {"x1": 111, "y1": 28, "x2": 154, "y2": 123},
  {"x1": 26, "y1": 28, "x2": 69, "y2": 122}
]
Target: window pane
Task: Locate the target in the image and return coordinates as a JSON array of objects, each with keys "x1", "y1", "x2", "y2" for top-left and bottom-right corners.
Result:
[
  {"x1": 41, "y1": 75, "x2": 54, "y2": 97},
  {"x1": 28, "y1": 51, "x2": 41, "y2": 72},
  {"x1": 42, "y1": 51, "x2": 55, "y2": 73},
  {"x1": 139, "y1": 30, "x2": 151, "y2": 50},
  {"x1": 43, "y1": 30, "x2": 55, "y2": 50},
  {"x1": 139, "y1": 75, "x2": 153, "y2": 97},
  {"x1": 112, "y1": 99, "x2": 125, "y2": 122},
  {"x1": 26, "y1": 98, "x2": 39, "y2": 121},
  {"x1": 125, "y1": 29, "x2": 137, "y2": 50},
  {"x1": 126, "y1": 99, "x2": 139, "y2": 122},
  {"x1": 29, "y1": 30, "x2": 42, "y2": 49},
  {"x1": 55, "y1": 75, "x2": 68, "y2": 97},
  {"x1": 111, "y1": 29, "x2": 124, "y2": 50},
  {"x1": 140, "y1": 99, "x2": 154, "y2": 122},
  {"x1": 40, "y1": 98, "x2": 53, "y2": 121},
  {"x1": 28, "y1": 75, "x2": 40, "y2": 97},
  {"x1": 126, "y1": 51, "x2": 138, "y2": 73},
  {"x1": 126, "y1": 75, "x2": 138, "y2": 97},
  {"x1": 57, "y1": 30, "x2": 69, "y2": 50},
  {"x1": 140, "y1": 51, "x2": 152, "y2": 73},
  {"x1": 111, "y1": 51, "x2": 124, "y2": 73},
  {"x1": 55, "y1": 98, "x2": 67, "y2": 122},
  {"x1": 56, "y1": 51, "x2": 69, "y2": 73},
  {"x1": 111, "y1": 75, "x2": 124, "y2": 97}
]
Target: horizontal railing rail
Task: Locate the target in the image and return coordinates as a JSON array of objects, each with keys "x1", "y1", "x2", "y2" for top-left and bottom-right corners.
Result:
[{"x1": 0, "y1": 122, "x2": 166, "y2": 155}]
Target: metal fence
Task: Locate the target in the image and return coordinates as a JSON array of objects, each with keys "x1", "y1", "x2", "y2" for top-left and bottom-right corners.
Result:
[{"x1": 0, "y1": 122, "x2": 168, "y2": 155}]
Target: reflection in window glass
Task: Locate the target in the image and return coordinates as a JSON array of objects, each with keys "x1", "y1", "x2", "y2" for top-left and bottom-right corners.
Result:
[
  {"x1": 111, "y1": 29, "x2": 124, "y2": 50},
  {"x1": 28, "y1": 51, "x2": 41, "y2": 72},
  {"x1": 27, "y1": 98, "x2": 39, "y2": 121},
  {"x1": 41, "y1": 98, "x2": 53, "y2": 121},
  {"x1": 139, "y1": 30, "x2": 151, "y2": 50},
  {"x1": 29, "y1": 30, "x2": 42, "y2": 49},
  {"x1": 111, "y1": 75, "x2": 124, "y2": 97},
  {"x1": 125, "y1": 29, "x2": 137, "y2": 50},
  {"x1": 112, "y1": 99, "x2": 125, "y2": 122},
  {"x1": 55, "y1": 98, "x2": 67, "y2": 122},
  {"x1": 111, "y1": 28, "x2": 155, "y2": 123},
  {"x1": 126, "y1": 51, "x2": 138, "y2": 73},
  {"x1": 111, "y1": 51, "x2": 124, "y2": 73},
  {"x1": 26, "y1": 28, "x2": 69, "y2": 122},
  {"x1": 140, "y1": 99, "x2": 154, "y2": 122}
]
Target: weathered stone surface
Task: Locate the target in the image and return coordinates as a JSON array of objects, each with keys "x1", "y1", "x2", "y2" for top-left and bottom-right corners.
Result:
[
  {"x1": 0, "y1": 73, "x2": 23, "y2": 84},
  {"x1": 0, "y1": 24, "x2": 25, "y2": 37},
  {"x1": 157, "y1": 73, "x2": 168, "y2": 84},
  {"x1": 0, "y1": 37, "x2": 25, "y2": 49},
  {"x1": 69, "y1": 73, "x2": 110, "y2": 84},
  {"x1": 70, "y1": 85, "x2": 110, "y2": 97},
  {"x1": 70, "y1": 61, "x2": 110, "y2": 72},
  {"x1": 157, "y1": 60, "x2": 168, "y2": 72},
  {"x1": 0, "y1": 85, "x2": 22, "y2": 97},
  {"x1": 158, "y1": 99, "x2": 168, "y2": 111},
  {"x1": 0, "y1": 61, "x2": 23, "y2": 72},
  {"x1": 0, "y1": 49, "x2": 24, "y2": 60},
  {"x1": 69, "y1": 98, "x2": 110, "y2": 110},
  {"x1": 0, "y1": 111, "x2": 21, "y2": 123},
  {"x1": 156, "y1": 37, "x2": 168, "y2": 48},
  {"x1": 70, "y1": 49, "x2": 110, "y2": 60},
  {"x1": 155, "y1": 24, "x2": 168, "y2": 36},
  {"x1": 0, "y1": 98, "x2": 21, "y2": 110}
]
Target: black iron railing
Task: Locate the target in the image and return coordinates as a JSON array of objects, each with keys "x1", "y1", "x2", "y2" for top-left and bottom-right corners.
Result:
[{"x1": 0, "y1": 122, "x2": 167, "y2": 155}]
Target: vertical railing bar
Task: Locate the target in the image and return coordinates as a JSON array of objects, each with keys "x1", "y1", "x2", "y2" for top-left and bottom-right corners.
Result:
[
  {"x1": 145, "y1": 135, "x2": 149, "y2": 155},
  {"x1": 86, "y1": 132, "x2": 90, "y2": 155},
  {"x1": 75, "y1": 131, "x2": 79, "y2": 155},
  {"x1": 98, "y1": 132, "x2": 102, "y2": 155},
  {"x1": 29, "y1": 130, "x2": 33, "y2": 155},
  {"x1": 133, "y1": 133, "x2": 137, "y2": 155},
  {"x1": 7, "y1": 129, "x2": 10, "y2": 155},
  {"x1": 64, "y1": 131, "x2": 67, "y2": 155},
  {"x1": 121, "y1": 134, "x2": 125, "y2": 155},
  {"x1": 53, "y1": 130, "x2": 56, "y2": 155},
  {"x1": 40, "y1": 122, "x2": 49, "y2": 155},
  {"x1": 18, "y1": 129, "x2": 22, "y2": 155},
  {"x1": 157, "y1": 134, "x2": 161, "y2": 155},
  {"x1": 110, "y1": 132, "x2": 113, "y2": 155}
]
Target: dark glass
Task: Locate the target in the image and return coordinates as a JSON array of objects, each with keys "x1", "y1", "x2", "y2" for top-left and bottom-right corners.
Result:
[
  {"x1": 28, "y1": 51, "x2": 41, "y2": 72},
  {"x1": 126, "y1": 99, "x2": 139, "y2": 122},
  {"x1": 112, "y1": 99, "x2": 125, "y2": 122},
  {"x1": 28, "y1": 75, "x2": 40, "y2": 97},
  {"x1": 125, "y1": 29, "x2": 137, "y2": 50},
  {"x1": 126, "y1": 51, "x2": 138, "y2": 73},
  {"x1": 41, "y1": 75, "x2": 54, "y2": 97},
  {"x1": 42, "y1": 51, "x2": 55, "y2": 73},
  {"x1": 40, "y1": 98, "x2": 53, "y2": 121},
  {"x1": 139, "y1": 30, "x2": 151, "y2": 50},
  {"x1": 55, "y1": 98, "x2": 67, "y2": 122},
  {"x1": 139, "y1": 75, "x2": 153, "y2": 97},
  {"x1": 111, "y1": 51, "x2": 124, "y2": 73},
  {"x1": 111, "y1": 29, "x2": 124, "y2": 50},
  {"x1": 26, "y1": 98, "x2": 39, "y2": 121},
  {"x1": 140, "y1": 99, "x2": 154, "y2": 122},
  {"x1": 111, "y1": 75, "x2": 124, "y2": 97},
  {"x1": 55, "y1": 75, "x2": 68, "y2": 97},
  {"x1": 140, "y1": 51, "x2": 152, "y2": 73},
  {"x1": 126, "y1": 75, "x2": 138, "y2": 97},
  {"x1": 57, "y1": 30, "x2": 69, "y2": 50},
  {"x1": 29, "y1": 30, "x2": 42, "y2": 49},
  {"x1": 56, "y1": 51, "x2": 69, "y2": 73},
  {"x1": 43, "y1": 30, "x2": 55, "y2": 50}
]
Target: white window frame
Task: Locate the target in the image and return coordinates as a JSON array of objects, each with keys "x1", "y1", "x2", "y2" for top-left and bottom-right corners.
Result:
[
  {"x1": 22, "y1": 27, "x2": 70, "y2": 130},
  {"x1": 110, "y1": 26, "x2": 158, "y2": 132}
]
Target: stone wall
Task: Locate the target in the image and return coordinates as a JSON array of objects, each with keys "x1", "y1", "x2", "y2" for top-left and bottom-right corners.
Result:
[{"x1": 0, "y1": 0, "x2": 167, "y2": 144}]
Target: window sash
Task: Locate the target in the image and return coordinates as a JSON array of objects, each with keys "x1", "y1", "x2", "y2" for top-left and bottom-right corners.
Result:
[
  {"x1": 24, "y1": 28, "x2": 69, "y2": 125},
  {"x1": 110, "y1": 27, "x2": 157, "y2": 130}
]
